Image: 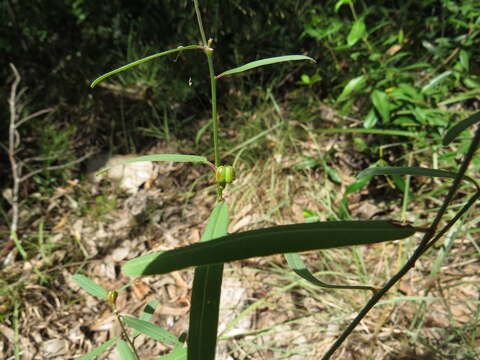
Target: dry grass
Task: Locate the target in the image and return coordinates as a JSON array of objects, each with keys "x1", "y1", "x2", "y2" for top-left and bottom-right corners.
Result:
[{"x1": 0, "y1": 104, "x2": 479, "y2": 360}]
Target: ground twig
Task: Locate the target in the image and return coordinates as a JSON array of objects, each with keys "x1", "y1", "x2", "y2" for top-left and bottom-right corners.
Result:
[{"x1": 3, "y1": 64, "x2": 93, "y2": 261}]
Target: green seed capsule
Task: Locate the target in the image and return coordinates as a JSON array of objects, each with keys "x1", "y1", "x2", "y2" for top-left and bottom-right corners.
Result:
[
  {"x1": 107, "y1": 290, "x2": 118, "y2": 305},
  {"x1": 215, "y1": 165, "x2": 235, "y2": 185}
]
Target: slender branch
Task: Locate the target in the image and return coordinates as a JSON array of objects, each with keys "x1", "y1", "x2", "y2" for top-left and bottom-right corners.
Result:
[
  {"x1": 19, "y1": 151, "x2": 95, "y2": 183},
  {"x1": 193, "y1": 0, "x2": 222, "y2": 200},
  {"x1": 7, "y1": 63, "x2": 23, "y2": 258},
  {"x1": 321, "y1": 126, "x2": 480, "y2": 359},
  {"x1": 414, "y1": 124, "x2": 480, "y2": 254},
  {"x1": 114, "y1": 310, "x2": 140, "y2": 359},
  {"x1": 16, "y1": 108, "x2": 54, "y2": 128},
  {"x1": 193, "y1": 0, "x2": 208, "y2": 46}
]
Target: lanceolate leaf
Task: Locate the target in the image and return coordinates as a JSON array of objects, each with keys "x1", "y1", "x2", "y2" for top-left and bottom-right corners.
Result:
[
  {"x1": 357, "y1": 166, "x2": 478, "y2": 188},
  {"x1": 90, "y1": 45, "x2": 204, "y2": 88},
  {"x1": 371, "y1": 90, "x2": 390, "y2": 123},
  {"x1": 347, "y1": 19, "x2": 366, "y2": 46},
  {"x1": 116, "y1": 340, "x2": 138, "y2": 360},
  {"x1": 216, "y1": 55, "x2": 315, "y2": 79},
  {"x1": 284, "y1": 253, "x2": 374, "y2": 291},
  {"x1": 188, "y1": 202, "x2": 229, "y2": 360},
  {"x1": 337, "y1": 75, "x2": 366, "y2": 103},
  {"x1": 443, "y1": 111, "x2": 480, "y2": 146},
  {"x1": 122, "y1": 316, "x2": 178, "y2": 345},
  {"x1": 77, "y1": 336, "x2": 119, "y2": 360},
  {"x1": 123, "y1": 221, "x2": 416, "y2": 276},
  {"x1": 73, "y1": 274, "x2": 108, "y2": 300},
  {"x1": 132, "y1": 300, "x2": 159, "y2": 339},
  {"x1": 95, "y1": 154, "x2": 208, "y2": 176}
]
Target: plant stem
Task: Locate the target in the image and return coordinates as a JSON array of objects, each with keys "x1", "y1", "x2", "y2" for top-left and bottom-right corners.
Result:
[
  {"x1": 321, "y1": 125, "x2": 480, "y2": 359},
  {"x1": 193, "y1": 0, "x2": 207, "y2": 46},
  {"x1": 193, "y1": 0, "x2": 222, "y2": 200},
  {"x1": 115, "y1": 310, "x2": 140, "y2": 360}
]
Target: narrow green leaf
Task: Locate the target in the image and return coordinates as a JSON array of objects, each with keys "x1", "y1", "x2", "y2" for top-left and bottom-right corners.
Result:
[
  {"x1": 199, "y1": 202, "x2": 229, "y2": 242},
  {"x1": 122, "y1": 316, "x2": 178, "y2": 345},
  {"x1": 357, "y1": 166, "x2": 478, "y2": 188},
  {"x1": 156, "y1": 343, "x2": 187, "y2": 360},
  {"x1": 95, "y1": 154, "x2": 208, "y2": 176},
  {"x1": 371, "y1": 90, "x2": 390, "y2": 123},
  {"x1": 216, "y1": 55, "x2": 315, "y2": 79},
  {"x1": 123, "y1": 221, "x2": 416, "y2": 276},
  {"x1": 188, "y1": 202, "x2": 229, "y2": 360},
  {"x1": 421, "y1": 70, "x2": 453, "y2": 94},
  {"x1": 285, "y1": 253, "x2": 374, "y2": 291},
  {"x1": 116, "y1": 340, "x2": 137, "y2": 360},
  {"x1": 73, "y1": 274, "x2": 108, "y2": 300},
  {"x1": 443, "y1": 111, "x2": 480, "y2": 146},
  {"x1": 346, "y1": 175, "x2": 371, "y2": 195},
  {"x1": 77, "y1": 336, "x2": 119, "y2": 360},
  {"x1": 90, "y1": 45, "x2": 204, "y2": 88},
  {"x1": 337, "y1": 75, "x2": 366, "y2": 103},
  {"x1": 132, "y1": 300, "x2": 159, "y2": 339},
  {"x1": 347, "y1": 19, "x2": 366, "y2": 46}
]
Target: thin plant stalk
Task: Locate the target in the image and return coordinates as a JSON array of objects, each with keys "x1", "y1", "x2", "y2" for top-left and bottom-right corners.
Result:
[
  {"x1": 193, "y1": 0, "x2": 222, "y2": 200},
  {"x1": 321, "y1": 125, "x2": 480, "y2": 359},
  {"x1": 113, "y1": 305, "x2": 140, "y2": 359}
]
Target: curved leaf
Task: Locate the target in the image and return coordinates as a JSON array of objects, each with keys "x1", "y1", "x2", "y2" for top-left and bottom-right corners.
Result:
[
  {"x1": 421, "y1": 70, "x2": 453, "y2": 94},
  {"x1": 347, "y1": 19, "x2": 366, "y2": 46},
  {"x1": 216, "y1": 55, "x2": 315, "y2": 79},
  {"x1": 123, "y1": 221, "x2": 416, "y2": 276},
  {"x1": 122, "y1": 316, "x2": 178, "y2": 345},
  {"x1": 284, "y1": 253, "x2": 374, "y2": 291},
  {"x1": 443, "y1": 111, "x2": 480, "y2": 146},
  {"x1": 95, "y1": 154, "x2": 208, "y2": 176},
  {"x1": 335, "y1": 0, "x2": 352, "y2": 12},
  {"x1": 188, "y1": 202, "x2": 229, "y2": 360},
  {"x1": 371, "y1": 90, "x2": 390, "y2": 123},
  {"x1": 90, "y1": 45, "x2": 204, "y2": 88},
  {"x1": 73, "y1": 274, "x2": 108, "y2": 300},
  {"x1": 77, "y1": 336, "x2": 119, "y2": 360},
  {"x1": 357, "y1": 166, "x2": 478, "y2": 188},
  {"x1": 337, "y1": 75, "x2": 366, "y2": 103}
]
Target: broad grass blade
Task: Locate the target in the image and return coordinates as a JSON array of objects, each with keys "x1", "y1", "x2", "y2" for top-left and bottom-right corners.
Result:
[
  {"x1": 77, "y1": 336, "x2": 119, "y2": 360},
  {"x1": 73, "y1": 274, "x2": 108, "y2": 300},
  {"x1": 284, "y1": 253, "x2": 374, "y2": 291},
  {"x1": 357, "y1": 166, "x2": 478, "y2": 188},
  {"x1": 95, "y1": 154, "x2": 208, "y2": 176},
  {"x1": 216, "y1": 55, "x2": 315, "y2": 79},
  {"x1": 116, "y1": 340, "x2": 137, "y2": 360},
  {"x1": 132, "y1": 300, "x2": 159, "y2": 339},
  {"x1": 188, "y1": 202, "x2": 229, "y2": 360},
  {"x1": 90, "y1": 45, "x2": 204, "y2": 87},
  {"x1": 122, "y1": 316, "x2": 178, "y2": 345},
  {"x1": 123, "y1": 221, "x2": 416, "y2": 276},
  {"x1": 443, "y1": 111, "x2": 480, "y2": 145}
]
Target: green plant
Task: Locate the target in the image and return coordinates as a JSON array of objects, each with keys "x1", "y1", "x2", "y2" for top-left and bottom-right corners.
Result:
[{"x1": 73, "y1": 1, "x2": 480, "y2": 359}]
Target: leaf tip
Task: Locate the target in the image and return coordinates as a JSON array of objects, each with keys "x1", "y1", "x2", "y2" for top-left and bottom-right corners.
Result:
[{"x1": 95, "y1": 168, "x2": 108, "y2": 176}]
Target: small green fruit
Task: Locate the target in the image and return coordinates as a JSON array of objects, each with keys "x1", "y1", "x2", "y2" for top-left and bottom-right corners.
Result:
[
  {"x1": 215, "y1": 165, "x2": 235, "y2": 185},
  {"x1": 107, "y1": 290, "x2": 118, "y2": 305}
]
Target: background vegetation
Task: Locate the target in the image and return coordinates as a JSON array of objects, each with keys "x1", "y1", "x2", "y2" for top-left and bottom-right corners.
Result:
[{"x1": 1, "y1": 0, "x2": 479, "y2": 359}]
